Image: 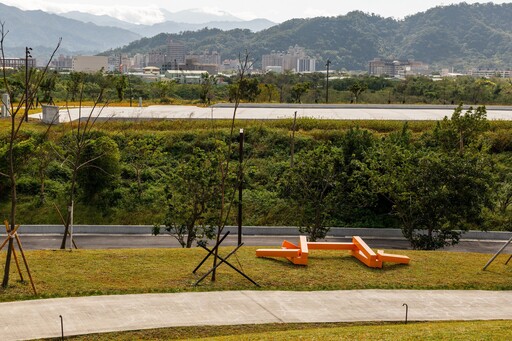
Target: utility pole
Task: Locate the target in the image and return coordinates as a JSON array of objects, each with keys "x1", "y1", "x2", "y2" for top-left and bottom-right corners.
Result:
[
  {"x1": 24, "y1": 47, "x2": 32, "y2": 122},
  {"x1": 128, "y1": 74, "x2": 133, "y2": 107},
  {"x1": 325, "y1": 59, "x2": 331, "y2": 104},
  {"x1": 238, "y1": 128, "x2": 244, "y2": 246}
]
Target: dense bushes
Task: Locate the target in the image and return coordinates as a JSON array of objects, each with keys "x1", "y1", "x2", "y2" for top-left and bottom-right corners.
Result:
[{"x1": 0, "y1": 107, "x2": 511, "y2": 249}]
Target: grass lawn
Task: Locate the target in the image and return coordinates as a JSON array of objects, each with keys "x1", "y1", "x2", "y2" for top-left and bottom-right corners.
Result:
[
  {"x1": 64, "y1": 320, "x2": 512, "y2": 340},
  {"x1": 1, "y1": 247, "x2": 512, "y2": 302}
]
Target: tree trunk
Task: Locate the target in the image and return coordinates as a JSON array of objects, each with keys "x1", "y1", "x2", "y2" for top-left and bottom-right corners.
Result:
[
  {"x1": 186, "y1": 229, "x2": 194, "y2": 248},
  {"x1": 60, "y1": 169, "x2": 78, "y2": 249},
  {"x1": 2, "y1": 121, "x2": 17, "y2": 288},
  {"x1": 39, "y1": 166, "x2": 45, "y2": 205}
]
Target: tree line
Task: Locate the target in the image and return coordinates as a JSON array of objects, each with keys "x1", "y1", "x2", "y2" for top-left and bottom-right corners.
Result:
[{"x1": 4, "y1": 69, "x2": 512, "y2": 107}]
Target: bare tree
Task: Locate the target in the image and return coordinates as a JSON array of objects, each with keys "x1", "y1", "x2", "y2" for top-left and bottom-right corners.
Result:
[
  {"x1": 1, "y1": 21, "x2": 61, "y2": 288},
  {"x1": 210, "y1": 51, "x2": 253, "y2": 281},
  {"x1": 54, "y1": 82, "x2": 112, "y2": 250}
]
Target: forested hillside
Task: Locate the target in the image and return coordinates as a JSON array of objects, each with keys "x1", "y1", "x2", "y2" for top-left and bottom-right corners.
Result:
[{"x1": 112, "y1": 3, "x2": 512, "y2": 70}]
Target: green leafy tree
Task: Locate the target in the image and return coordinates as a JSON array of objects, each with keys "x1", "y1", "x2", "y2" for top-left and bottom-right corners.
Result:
[
  {"x1": 66, "y1": 72, "x2": 85, "y2": 102},
  {"x1": 114, "y1": 75, "x2": 127, "y2": 102},
  {"x1": 263, "y1": 83, "x2": 277, "y2": 102},
  {"x1": 76, "y1": 135, "x2": 121, "y2": 201},
  {"x1": 369, "y1": 141, "x2": 492, "y2": 250},
  {"x1": 484, "y1": 155, "x2": 512, "y2": 231},
  {"x1": 121, "y1": 134, "x2": 165, "y2": 201},
  {"x1": 433, "y1": 104, "x2": 489, "y2": 154},
  {"x1": 230, "y1": 77, "x2": 260, "y2": 102},
  {"x1": 280, "y1": 143, "x2": 344, "y2": 241},
  {"x1": 31, "y1": 136, "x2": 56, "y2": 205},
  {"x1": 153, "y1": 148, "x2": 218, "y2": 248},
  {"x1": 349, "y1": 81, "x2": 368, "y2": 103},
  {"x1": 199, "y1": 73, "x2": 217, "y2": 105},
  {"x1": 291, "y1": 82, "x2": 310, "y2": 103},
  {"x1": 40, "y1": 70, "x2": 58, "y2": 103},
  {"x1": 150, "y1": 80, "x2": 174, "y2": 101}
]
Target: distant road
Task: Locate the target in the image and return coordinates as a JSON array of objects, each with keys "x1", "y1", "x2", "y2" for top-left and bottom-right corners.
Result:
[
  {"x1": 17, "y1": 234, "x2": 508, "y2": 254},
  {"x1": 32, "y1": 103, "x2": 512, "y2": 123}
]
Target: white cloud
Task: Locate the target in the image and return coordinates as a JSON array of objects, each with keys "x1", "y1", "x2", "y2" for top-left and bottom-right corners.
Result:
[
  {"x1": 91, "y1": 7, "x2": 166, "y2": 25},
  {"x1": 2, "y1": 0, "x2": 166, "y2": 25}
]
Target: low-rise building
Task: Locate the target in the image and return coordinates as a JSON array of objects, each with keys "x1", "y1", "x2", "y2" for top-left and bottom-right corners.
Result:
[
  {"x1": 297, "y1": 58, "x2": 316, "y2": 73},
  {"x1": 186, "y1": 50, "x2": 221, "y2": 66},
  {"x1": 143, "y1": 66, "x2": 160, "y2": 75},
  {"x1": 51, "y1": 55, "x2": 72, "y2": 71},
  {"x1": 368, "y1": 58, "x2": 429, "y2": 77},
  {"x1": 72, "y1": 56, "x2": 108, "y2": 73},
  {"x1": 467, "y1": 68, "x2": 512, "y2": 78},
  {"x1": 220, "y1": 59, "x2": 242, "y2": 73},
  {"x1": 1, "y1": 57, "x2": 36, "y2": 69},
  {"x1": 165, "y1": 70, "x2": 207, "y2": 84}
]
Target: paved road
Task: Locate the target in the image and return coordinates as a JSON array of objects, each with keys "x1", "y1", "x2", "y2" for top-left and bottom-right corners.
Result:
[
  {"x1": 16, "y1": 234, "x2": 509, "y2": 254},
  {"x1": 32, "y1": 104, "x2": 512, "y2": 123},
  {"x1": 3, "y1": 290, "x2": 512, "y2": 340}
]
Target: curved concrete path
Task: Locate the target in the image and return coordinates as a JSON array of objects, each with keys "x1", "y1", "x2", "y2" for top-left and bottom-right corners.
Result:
[{"x1": 2, "y1": 290, "x2": 512, "y2": 340}]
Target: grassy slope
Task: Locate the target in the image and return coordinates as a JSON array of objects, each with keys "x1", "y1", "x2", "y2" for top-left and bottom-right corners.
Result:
[
  {"x1": 1, "y1": 247, "x2": 511, "y2": 302},
  {"x1": 68, "y1": 321, "x2": 512, "y2": 340}
]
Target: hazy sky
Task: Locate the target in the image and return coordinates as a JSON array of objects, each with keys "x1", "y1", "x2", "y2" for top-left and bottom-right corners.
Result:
[{"x1": 2, "y1": 0, "x2": 509, "y2": 24}]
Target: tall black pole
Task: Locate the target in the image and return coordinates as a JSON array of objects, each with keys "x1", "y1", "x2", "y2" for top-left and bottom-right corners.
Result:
[
  {"x1": 128, "y1": 74, "x2": 133, "y2": 107},
  {"x1": 238, "y1": 128, "x2": 244, "y2": 246},
  {"x1": 24, "y1": 47, "x2": 32, "y2": 122},
  {"x1": 325, "y1": 59, "x2": 331, "y2": 104}
]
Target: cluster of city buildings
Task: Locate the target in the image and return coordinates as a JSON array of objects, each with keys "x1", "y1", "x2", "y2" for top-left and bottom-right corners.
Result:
[
  {"x1": 51, "y1": 41, "x2": 318, "y2": 74},
  {"x1": 262, "y1": 46, "x2": 316, "y2": 73},
  {"x1": 367, "y1": 58, "x2": 512, "y2": 80},
  {"x1": 3, "y1": 43, "x2": 512, "y2": 84},
  {"x1": 41, "y1": 41, "x2": 319, "y2": 84}
]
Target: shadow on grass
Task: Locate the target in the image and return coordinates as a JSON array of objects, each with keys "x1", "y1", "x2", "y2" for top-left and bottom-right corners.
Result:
[{"x1": 257, "y1": 257, "x2": 302, "y2": 268}]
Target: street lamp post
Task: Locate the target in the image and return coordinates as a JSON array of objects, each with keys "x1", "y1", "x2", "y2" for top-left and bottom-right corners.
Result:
[
  {"x1": 25, "y1": 47, "x2": 32, "y2": 122},
  {"x1": 325, "y1": 59, "x2": 331, "y2": 104}
]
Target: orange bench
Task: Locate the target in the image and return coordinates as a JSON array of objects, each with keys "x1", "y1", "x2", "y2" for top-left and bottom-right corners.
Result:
[{"x1": 256, "y1": 235, "x2": 410, "y2": 268}]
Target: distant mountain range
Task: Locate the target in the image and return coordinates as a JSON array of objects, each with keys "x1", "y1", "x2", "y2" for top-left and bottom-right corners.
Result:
[
  {"x1": 60, "y1": 9, "x2": 275, "y2": 37},
  {"x1": 0, "y1": 3, "x2": 141, "y2": 58},
  {"x1": 0, "y1": 2, "x2": 275, "y2": 60},
  {"x1": 1, "y1": 2, "x2": 512, "y2": 71},
  {"x1": 0, "y1": 3, "x2": 275, "y2": 59}
]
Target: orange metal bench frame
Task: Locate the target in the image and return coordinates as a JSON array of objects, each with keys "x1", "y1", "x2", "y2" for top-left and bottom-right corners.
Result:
[{"x1": 256, "y1": 235, "x2": 410, "y2": 268}]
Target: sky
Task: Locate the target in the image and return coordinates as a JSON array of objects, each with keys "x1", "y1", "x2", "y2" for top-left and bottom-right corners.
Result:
[{"x1": 2, "y1": 0, "x2": 509, "y2": 24}]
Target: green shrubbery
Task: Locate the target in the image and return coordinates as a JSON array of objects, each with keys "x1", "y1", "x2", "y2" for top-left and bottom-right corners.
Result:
[{"x1": 0, "y1": 106, "x2": 511, "y2": 249}]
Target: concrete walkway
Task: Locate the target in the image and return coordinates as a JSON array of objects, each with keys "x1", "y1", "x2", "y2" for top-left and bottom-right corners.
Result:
[
  {"x1": 32, "y1": 104, "x2": 512, "y2": 123},
  {"x1": 2, "y1": 290, "x2": 512, "y2": 340}
]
